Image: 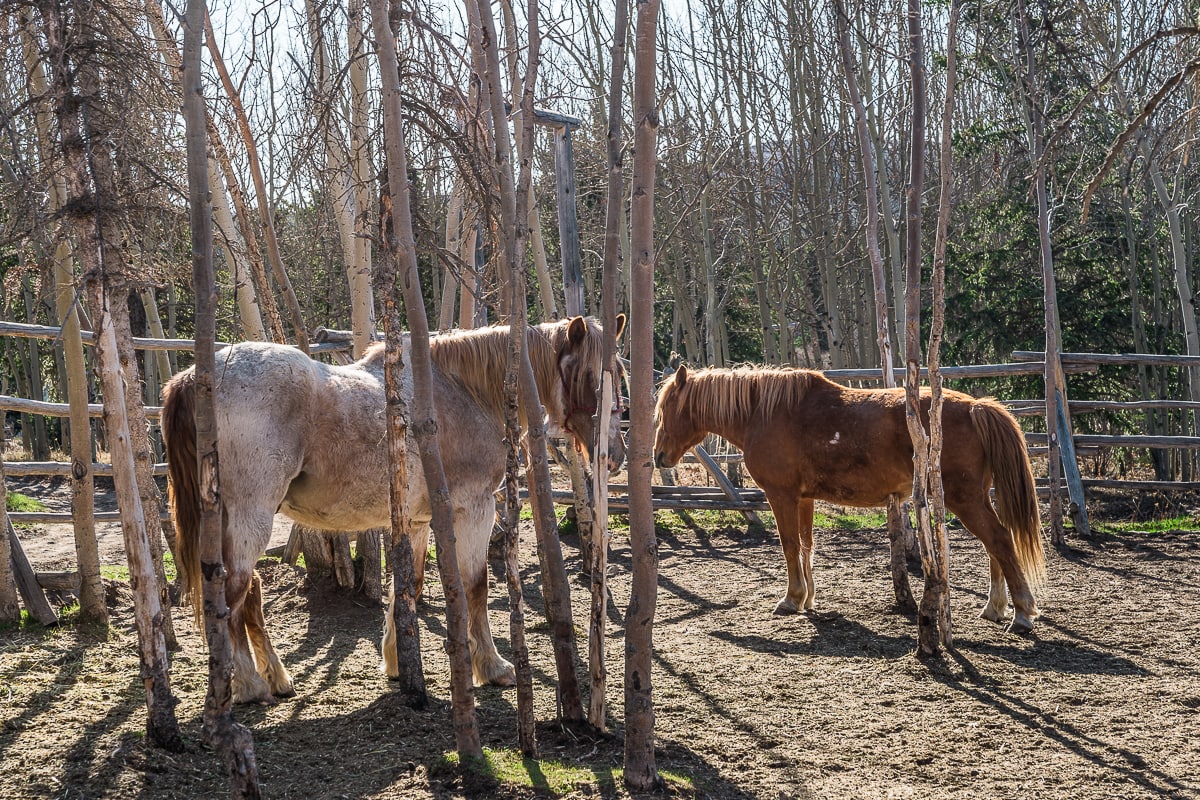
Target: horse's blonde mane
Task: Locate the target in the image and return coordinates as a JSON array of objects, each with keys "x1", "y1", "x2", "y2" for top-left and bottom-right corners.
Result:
[
  {"x1": 658, "y1": 366, "x2": 815, "y2": 429},
  {"x1": 358, "y1": 318, "x2": 605, "y2": 420}
]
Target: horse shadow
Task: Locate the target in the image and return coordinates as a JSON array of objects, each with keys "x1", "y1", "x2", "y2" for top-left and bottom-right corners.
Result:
[{"x1": 710, "y1": 611, "x2": 915, "y2": 661}]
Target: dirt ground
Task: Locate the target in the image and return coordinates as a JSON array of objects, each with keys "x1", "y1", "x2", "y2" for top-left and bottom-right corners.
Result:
[{"x1": 2, "y1": 476, "x2": 1199, "y2": 800}]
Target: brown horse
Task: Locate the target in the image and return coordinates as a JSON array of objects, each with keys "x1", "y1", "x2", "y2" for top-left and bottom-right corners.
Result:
[
  {"x1": 163, "y1": 316, "x2": 625, "y2": 704},
  {"x1": 652, "y1": 364, "x2": 1045, "y2": 633}
]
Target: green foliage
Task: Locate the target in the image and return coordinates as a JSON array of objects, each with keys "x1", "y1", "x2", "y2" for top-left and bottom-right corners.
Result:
[
  {"x1": 813, "y1": 509, "x2": 889, "y2": 530},
  {"x1": 1093, "y1": 516, "x2": 1200, "y2": 535},
  {"x1": 5, "y1": 492, "x2": 46, "y2": 513}
]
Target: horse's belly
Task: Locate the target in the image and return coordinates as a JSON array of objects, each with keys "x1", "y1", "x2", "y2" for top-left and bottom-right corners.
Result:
[{"x1": 280, "y1": 497, "x2": 390, "y2": 532}]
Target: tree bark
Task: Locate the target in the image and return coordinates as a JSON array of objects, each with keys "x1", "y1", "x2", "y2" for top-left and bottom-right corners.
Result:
[
  {"x1": 924, "y1": 0, "x2": 960, "y2": 656},
  {"x1": 38, "y1": 0, "x2": 184, "y2": 750},
  {"x1": 625, "y1": 0, "x2": 662, "y2": 789},
  {"x1": 589, "y1": 0, "x2": 629, "y2": 732},
  {"x1": 472, "y1": 0, "x2": 585, "y2": 721},
  {"x1": 902, "y1": 0, "x2": 951, "y2": 658},
  {"x1": 373, "y1": 215, "x2": 427, "y2": 706},
  {"x1": 183, "y1": 0, "x2": 261, "y2": 789},
  {"x1": 372, "y1": 0, "x2": 482, "y2": 758},
  {"x1": 835, "y1": 0, "x2": 915, "y2": 614},
  {"x1": 20, "y1": 8, "x2": 106, "y2": 624}
]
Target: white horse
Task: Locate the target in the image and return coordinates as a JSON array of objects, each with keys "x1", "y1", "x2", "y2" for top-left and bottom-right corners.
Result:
[{"x1": 162, "y1": 316, "x2": 626, "y2": 704}]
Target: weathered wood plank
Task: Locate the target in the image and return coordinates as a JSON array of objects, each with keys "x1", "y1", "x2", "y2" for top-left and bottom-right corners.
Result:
[
  {"x1": 1012, "y1": 350, "x2": 1200, "y2": 367},
  {"x1": 7, "y1": 520, "x2": 57, "y2": 625}
]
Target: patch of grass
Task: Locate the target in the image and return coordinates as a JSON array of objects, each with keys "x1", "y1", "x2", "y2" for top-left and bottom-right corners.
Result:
[
  {"x1": 1094, "y1": 515, "x2": 1200, "y2": 534},
  {"x1": 814, "y1": 509, "x2": 888, "y2": 530},
  {"x1": 435, "y1": 747, "x2": 696, "y2": 795},
  {"x1": 100, "y1": 564, "x2": 130, "y2": 582},
  {"x1": 5, "y1": 491, "x2": 46, "y2": 513},
  {"x1": 558, "y1": 512, "x2": 578, "y2": 538}
]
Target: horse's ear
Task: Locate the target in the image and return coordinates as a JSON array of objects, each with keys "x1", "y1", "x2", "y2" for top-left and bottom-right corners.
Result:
[
  {"x1": 567, "y1": 315, "x2": 587, "y2": 345},
  {"x1": 674, "y1": 363, "x2": 688, "y2": 386},
  {"x1": 613, "y1": 313, "x2": 627, "y2": 341}
]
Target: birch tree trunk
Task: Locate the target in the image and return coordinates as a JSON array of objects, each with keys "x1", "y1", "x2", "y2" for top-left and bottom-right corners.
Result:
[
  {"x1": 1016, "y1": 0, "x2": 1067, "y2": 542},
  {"x1": 37, "y1": 1, "x2": 184, "y2": 748},
  {"x1": 371, "y1": 0, "x2": 481, "y2": 758},
  {"x1": 589, "y1": 0, "x2": 629, "y2": 732},
  {"x1": 306, "y1": 0, "x2": 374, "y2": 357},
  {"x1": 902, "y1": 0, "x2": 951, "y2": 657},
  {"x1": 625, "y1": 0, "x2": 662, "y2": 788},
  {"x1": 348, "y1": 0, "x2": 377, "y2": 353},
  {"x1": 20, "y1": 8, "x2": 106, "y2": 623},
  {"x1": 183, "y1": 0, "x2": 262, "y2": 791},
  {"x1": 209, "y1": 157, "x2": 268, "y2": 342},
  {"x1": 472, "y1": 0, "x2": 585, "y2": 721},
  {"x1": 835, "y1": 0, "x2": 915, "y2": 615}
]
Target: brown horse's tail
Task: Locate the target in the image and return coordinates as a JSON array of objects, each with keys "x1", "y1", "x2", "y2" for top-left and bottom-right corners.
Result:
[
  {"x1": 161, "y1": 370, "x2": 204, "y2": 626},
  {"x1": 971, "y1": 398, "x2": 1046, "y2": 589}
]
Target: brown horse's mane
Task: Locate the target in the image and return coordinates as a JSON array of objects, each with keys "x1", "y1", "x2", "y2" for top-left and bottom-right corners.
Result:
[
  {"x1": 659, "y1": 366, "x2": 818, "y2": 429},
  {"x1": 357, "y1": 317, "x2": 606, "y2": 421}
]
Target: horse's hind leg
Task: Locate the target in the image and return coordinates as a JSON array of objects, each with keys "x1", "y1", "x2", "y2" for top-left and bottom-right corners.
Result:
[
  {"x1": 226, "y1": 566, "x2": 275, "y2": 704},
  {"x1": 244, "y1": 570, "x2": 295, "y2": 698},
  {"x1": 980, "y1": 555, "x2": 1008, "y2": 622},
  {"x1": 952, "y1": 500, "x2": 1039, "y2": 634},
  {"x1": 225, "y1": 509, "x2": 283, "y2": 704},
  {"x1": 763, "y1": 487, "x2": 810, "y2": 615},
  {"x1": 459, "y1": 502, "x2": 515, "y2": 686}
]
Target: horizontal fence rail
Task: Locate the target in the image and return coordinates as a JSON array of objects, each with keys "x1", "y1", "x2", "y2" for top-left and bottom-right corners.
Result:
[{"x1": 2, "y1": 332, "x2": 1197, "y2": 532}]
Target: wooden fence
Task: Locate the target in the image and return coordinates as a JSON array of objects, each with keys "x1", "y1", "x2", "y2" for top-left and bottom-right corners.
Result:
[{"x1": 2, "y1": 319, "x2": 1199, "y2": 612}]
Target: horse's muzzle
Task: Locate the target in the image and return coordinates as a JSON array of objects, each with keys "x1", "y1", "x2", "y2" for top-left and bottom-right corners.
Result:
[{"x1": 654, "y1": 451, "x2": 665, "y2": 469}]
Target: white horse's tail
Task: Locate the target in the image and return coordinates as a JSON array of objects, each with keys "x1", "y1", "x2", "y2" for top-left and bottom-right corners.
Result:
[{"x1": 160, "y1": 369, "x2": 204, "y2": 626}]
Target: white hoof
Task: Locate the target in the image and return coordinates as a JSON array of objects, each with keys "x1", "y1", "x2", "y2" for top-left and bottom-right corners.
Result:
[
  {"x1": 773, "y1": 597, "x2": 800, "y2": 615},
  {"x1": 980, "y1": 605, "x2": 1007, "y2": 623}
]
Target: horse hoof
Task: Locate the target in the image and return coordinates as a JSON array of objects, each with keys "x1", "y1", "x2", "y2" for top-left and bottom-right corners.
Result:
[
  {"x1": 773, "y1": 598, "x2": 799, "y2": 615},
  {"x1": 1006, "y1": 615, "x2": 1034, "y2": 635},
  {"x1": 980, "y1": 607, "x2": 1006, "y2": 623},
  {"x1": 234, "y1": 691, "x2": 278, "y2": 706},
  {"x1": 475, "y1": 659, "x2": 517, "y2": 688}
]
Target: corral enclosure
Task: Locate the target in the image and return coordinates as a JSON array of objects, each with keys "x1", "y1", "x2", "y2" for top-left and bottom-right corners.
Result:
[{"x1": 2, "y1": 482, "x2": 1199, "y2": 800}]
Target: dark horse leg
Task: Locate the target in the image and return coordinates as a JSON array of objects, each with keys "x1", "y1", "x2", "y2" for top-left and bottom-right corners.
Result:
[{"x1": 951, "y1": 500, "x2": 1040, "y2": 634}]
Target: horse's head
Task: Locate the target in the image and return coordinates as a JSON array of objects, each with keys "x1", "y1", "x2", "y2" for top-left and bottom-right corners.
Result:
[
  {"x1": 653, "y1": 363, "x2": 705, "y2": 469},
  {"x1": 548, "y1": 314, "x2": 627, "y2": 474}
]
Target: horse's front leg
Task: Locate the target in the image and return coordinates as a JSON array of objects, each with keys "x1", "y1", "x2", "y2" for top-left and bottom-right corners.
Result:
[
  {"x1": 459, "y1": 504, "x2": 515, "y2": 687},
  {"x1": 380, "y1": 525, "x2": 429, "y2": 680},
  {"x1": 764, "y1": 487, "x2": 809, "y2": 615},
  {"x1": 797, "y1": 498, "x2": 817, "y2": 611}
]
